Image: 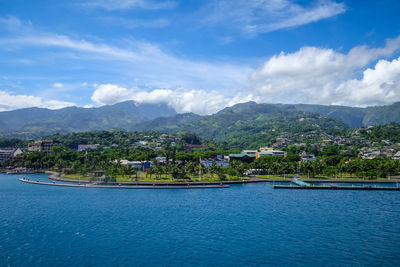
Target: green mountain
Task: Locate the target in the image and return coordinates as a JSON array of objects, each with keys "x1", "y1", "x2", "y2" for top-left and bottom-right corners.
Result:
[
  {"x1": 289, "y1": 102, "x2": 400, "y2": 127},
  {"x1": 0, "y1": 101, "x2": 176, "y2": 138},
  {"x1": 134, "y1": 101, "x2": 349, "y2": 148},
  {"x1": 1, "y1": 100, "x2": 400, "y2": 141}
]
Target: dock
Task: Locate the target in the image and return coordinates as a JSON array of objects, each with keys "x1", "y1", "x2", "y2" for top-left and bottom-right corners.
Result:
[
  {"x1": 19, "y1": 178, "x2": 230, "y2": 189},
  {"x1": 273, "y1": 184, "x2": 400, "y2": 191}
]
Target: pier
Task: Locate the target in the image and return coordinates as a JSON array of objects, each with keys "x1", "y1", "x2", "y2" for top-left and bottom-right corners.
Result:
[{"x1": 273, "y1": 184, "x2": 400, "y2": 191}]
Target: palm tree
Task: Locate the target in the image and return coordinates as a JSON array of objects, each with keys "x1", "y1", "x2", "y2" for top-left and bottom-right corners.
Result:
[
  {"x1": 124, "y1": 164, "x2": 135, "y2": 181},
  {"x1": 209, "y1": 161, "x2": 220, "y2": 179},
  {"x1": 154, "y1": 164, "x2": 164, "y2": 180}
]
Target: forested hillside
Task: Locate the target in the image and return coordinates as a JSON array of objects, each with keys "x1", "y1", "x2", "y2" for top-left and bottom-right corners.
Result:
[{"x1": 134, "y1": 102, "x2": 348, "y2": 148}]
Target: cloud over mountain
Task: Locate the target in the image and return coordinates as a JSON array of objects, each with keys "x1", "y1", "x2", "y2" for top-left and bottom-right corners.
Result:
[
  {"x1": 0, "y1": 91, "x2": 75, "y2": 111},
  {"x1": 249, "y1": 36, "x2": 400, "y2": 106}
]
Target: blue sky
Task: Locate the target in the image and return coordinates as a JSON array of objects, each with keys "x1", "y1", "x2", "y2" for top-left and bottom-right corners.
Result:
[{"x1": 1, "y1": 0, "x2": 400, "y2": 114}]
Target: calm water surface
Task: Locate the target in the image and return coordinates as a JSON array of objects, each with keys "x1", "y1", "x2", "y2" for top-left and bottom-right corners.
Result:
[{"x1": 1, "y1": 173, "x2": 400, "y2": 266}]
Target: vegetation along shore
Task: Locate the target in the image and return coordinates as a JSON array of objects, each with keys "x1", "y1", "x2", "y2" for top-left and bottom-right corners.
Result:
[{"x1": 2, "y1": 120, "x2": 400, "y2": 184}]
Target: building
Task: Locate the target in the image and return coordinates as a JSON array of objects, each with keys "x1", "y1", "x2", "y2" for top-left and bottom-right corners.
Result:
[
  {"x1": 228, "y1": 152, "x2": 256, "y2": 163},
  {"x1": 77, "y1": 144, "x2": 99, "y2": 152},
  {"x1": 28, "y1": 140, "x2": 54, "y2": 154},
  {"x1": 0, "y1": 149, "x2": 16, "y2": 162},
  {"x1": 300, "y1": 151, "x2": 316, "y2": 162},
  {"x1": 201, "y1": 159, "x2": 230, "y2": 168},
  {"x1": 392, "y1": 151, "x2": 400, "y2": 160},
  {"x1": 0, "y1": 148, "x2": 25, "y2": 162},
  {"x1": 155, "y1": 156, "x2": 167, "y2": 164},
  {"x1": 256, "y1": 147, "x2": 286, "y2": 158},
  {"x1": 118, "y1": 160, "x2": 153, "y2": 170}
]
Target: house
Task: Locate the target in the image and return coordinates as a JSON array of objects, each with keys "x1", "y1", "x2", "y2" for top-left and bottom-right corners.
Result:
[
  {"x1": 118, "y1": 160, "x2": 153, "y2": 170},
  {"x1": 361, "y1": 151, "x2": 381, "y2": 159},
  {"x1": 392, "y1": 151, "x2": 400, "y2": 160},
  {"x1": 156, "y1": 156, "x2": 166, "y2": 164},
  {"x1": 77, "y1": 144, "x2": 99, "y2": 152},
  {"x1": 300, "y1": 152, "x2": 316, "y2": 162}
]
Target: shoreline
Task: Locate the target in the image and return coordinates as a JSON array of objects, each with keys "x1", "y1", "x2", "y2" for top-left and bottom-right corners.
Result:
[
  {"x1": 47, "y1": 171, "x2": 270, "y2": 185},
  {"x1": 19, "y1": 178, "x2": 230, "y2": 189},
  {"x1": 14, "y1": 171, "x2": 400, "y2": 185}
]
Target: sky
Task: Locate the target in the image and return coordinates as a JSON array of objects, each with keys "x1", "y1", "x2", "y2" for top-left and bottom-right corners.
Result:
[{"x1": 1, "y1": 0, "x2": 400, "y2": 114}]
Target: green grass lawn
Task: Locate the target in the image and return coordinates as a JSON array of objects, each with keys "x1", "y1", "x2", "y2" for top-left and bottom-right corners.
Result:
[{"x1": 61, "y1": 172, "x2": 249, "y2": 182}]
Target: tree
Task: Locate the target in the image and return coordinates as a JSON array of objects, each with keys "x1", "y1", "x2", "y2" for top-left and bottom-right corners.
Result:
[
  {"x1": 230, "y1": 161, "x2": 247, "y2": 177},
  {"x1": 124, "y1": 164, "x2": 135, "y2": 180},
  {"x1": 209, "y1": 161, "x2": 220, "y2": 178},
  {"x1": 154, "y1": 164, "x2": 164, "y2": 180}
]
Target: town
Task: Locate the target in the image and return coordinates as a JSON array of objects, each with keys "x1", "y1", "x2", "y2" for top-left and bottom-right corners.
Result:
[{"x1": 1, "y1": 123, "x2": 400, "y2": 181}]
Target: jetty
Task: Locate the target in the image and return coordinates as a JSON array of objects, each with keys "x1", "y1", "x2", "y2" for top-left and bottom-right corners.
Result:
[
  {"x1": 273, "y1": 184, "x2": 400, "y2": 190},
  {"x1": 274, "y1": 180, "x2": 400, "y2": 191},
  {"x1": 18, "y1": 178, "x2": 230, "y2": 189}
]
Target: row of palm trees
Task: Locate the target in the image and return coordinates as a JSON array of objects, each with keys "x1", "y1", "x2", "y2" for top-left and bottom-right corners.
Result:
[{"x1": 3, "y1": 148, "x2": 400, "y2": 180}]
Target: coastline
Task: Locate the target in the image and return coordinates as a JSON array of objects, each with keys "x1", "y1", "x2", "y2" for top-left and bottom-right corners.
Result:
[
  {"x1": 46, "y1": 171, "x2": 400, "y2": 185},
  {"x1": 47, "y1": 171, "x2": 270, "y2": 185}
]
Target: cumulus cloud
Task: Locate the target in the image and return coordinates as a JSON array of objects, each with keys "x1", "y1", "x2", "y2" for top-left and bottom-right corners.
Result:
[
  {"x1": 249, "y1": 36, "x2": 400, "y2": 106},
  {"x1": 337, "y1": 57, "x2": 400, "y2": 106},
  {"x1": 200, "y1": 0, "x2": 346, "y2": 36},
  {"x1": 91, "y1": 84, "x2": 253, "y2": 114},
  {"x1": 0, "y1": 91, "x2": 75, "y2": 111},
  {"x1": 91, "y1": 36, "x2": 400, "y2": 114},
  {"x1": 91, "y1": 84, "x2": 133, "y2": 105}
]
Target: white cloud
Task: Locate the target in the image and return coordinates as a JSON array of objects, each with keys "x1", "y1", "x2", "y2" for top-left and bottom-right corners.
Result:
[
  {"x1": 0, "y1": 91, "x2": 75, "y2": 111},
  {"x1": 0, "y1": 24, "x2": 251, "y2": 92},
  {"x1": 337, "y1": 57, "x2": 400, "y2": 106},
  {"x1": 91, "y1": 84, "x2": 133, "y2": 105},
  {"x1": 81, "y1": 0, "x2": 177, "y2": 10},
  {"x1": 200, "y1": 0, "x2": 346, "y2": 36},
  {"x1": 91, "y1": 84, "x2": 254, "y2": 114},
  {"x1": 249, "y1": 36, "x2": 400, "y2": 105},
  {"x1": 52, "y1": 82, "x2": 63, "y2": 88}
]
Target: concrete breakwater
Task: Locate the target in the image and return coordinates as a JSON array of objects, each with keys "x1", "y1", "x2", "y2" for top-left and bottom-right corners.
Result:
[
  {"x1": 273, "y1": 184, "x2": 400, "y2": 190},
  {"x1": 19, "y1": 178, "x2": 230, "y2": 189}
]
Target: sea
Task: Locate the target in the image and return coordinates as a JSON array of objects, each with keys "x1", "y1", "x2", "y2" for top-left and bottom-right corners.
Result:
[{"x1": 1, "y1": 173, "x2": 399, "y2": 266}]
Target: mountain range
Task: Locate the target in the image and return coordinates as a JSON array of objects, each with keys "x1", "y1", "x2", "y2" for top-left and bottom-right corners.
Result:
[
  {"x1": 0, "y1": 101, "x2": 176, "y2": 138},
  {"x1": 0, "y1": 100, "x2": 400, "y2": 140}
]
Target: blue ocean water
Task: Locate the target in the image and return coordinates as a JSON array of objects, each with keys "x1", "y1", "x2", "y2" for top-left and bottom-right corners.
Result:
[{"x1": 1, "y1": 173, "x2": 400, "y2": 266}]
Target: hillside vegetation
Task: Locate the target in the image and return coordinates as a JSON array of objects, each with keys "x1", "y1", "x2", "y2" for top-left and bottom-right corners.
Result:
[{"x1": 134, "y1": 102, "x2": 348, "y2": 148}]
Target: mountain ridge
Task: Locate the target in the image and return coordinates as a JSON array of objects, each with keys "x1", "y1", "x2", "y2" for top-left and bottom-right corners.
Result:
[{"x1": 1, "y1": 100, "x2": 400, "y2": 139}]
